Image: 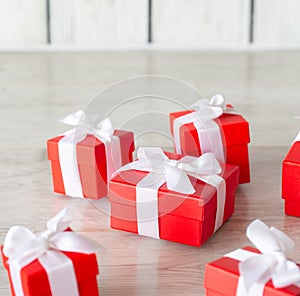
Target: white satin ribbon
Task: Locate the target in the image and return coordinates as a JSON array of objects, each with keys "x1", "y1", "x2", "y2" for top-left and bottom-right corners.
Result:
[
  {"x1": 224, "y1": 219, "x2": 300, "y2": 296},
  {"x1": 3, "y1": 208, "x2": 99, "y2": 296},
  {"x1": 173, "y1": 94, "x2": 237, "y2": 162},
  {"x1": 58, "y1": 110, "x2": 122, "y2": 198},
  {"x1": 114, "y1": 147, "x2": 226, "y2": 238}
]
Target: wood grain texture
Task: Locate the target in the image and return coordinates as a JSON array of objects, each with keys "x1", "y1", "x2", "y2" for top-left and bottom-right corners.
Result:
[
  {"x1": 50, "y1": 0, "x2": 148, "y2": 45},
  {"x1": 152, "y1": 0, "x2": 251, "y2": 46},
  {"x1": 1, "y1": 51, "x2": 300, "y2": 295},
  {"x1": 0, "y1": 0, "x2": 47, "y2": 47},
  {"x1": 254, "y1": 0, "x2": 300, "y2": 46}
]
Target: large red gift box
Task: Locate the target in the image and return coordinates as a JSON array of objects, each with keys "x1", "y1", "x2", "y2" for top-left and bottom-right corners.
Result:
[
  {"x1": 282, "y1": 139, "x2": 300, "y2": 217},
  {"x1": 169, "y1": 105, "x2": 250, "y2": 184},
  {"x1": 109, "y1": 151, "x2": 239, "y2": 247},
  {"x1": 1, "y1": 246, "x2": 99, "y2": 296},
  {"x1": 47, "y1": 130, "x2": 134, "y2": 199},
  {"x1": 204, "y1": 246, "x2": 300, "y2": 295}
]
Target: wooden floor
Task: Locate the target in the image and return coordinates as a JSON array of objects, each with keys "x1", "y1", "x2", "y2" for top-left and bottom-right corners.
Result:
[{"x1": 1, "y1": 51, "x2": 300, "y2": 295}]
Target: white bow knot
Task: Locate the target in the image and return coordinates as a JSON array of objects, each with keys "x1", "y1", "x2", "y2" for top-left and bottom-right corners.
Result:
[
  {"x1": 3, "y1": 208, "x2": 99, "y2": 269},
  {"x1": 116, "y1": 147, "x2": 222, "y2": 195},
  {"x1": 60, "y1": 110, "x2": 114, "y2": 143},
  {"x1": 240, "y1": 219, "x2": 300, "y2": 291}
]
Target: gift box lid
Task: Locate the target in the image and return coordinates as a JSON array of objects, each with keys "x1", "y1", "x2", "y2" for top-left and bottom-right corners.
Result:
[
  {"x1": 109, "y1": 152, "x2": 239, "y2": 222},
  {"x1": 47, "y1": 130, "x2": 134, "y2": 166},
  {"x1": 204, "y1": 246, "x2": 300, "y2": 296},
  {"x1": 283, "y1": 141, "x2": 300, "y2": 165},
  {"x1": 1, "y1": 245, "x2": 99, "y2": 296},
  {"x1": 170, "y1": 105, "x2": 250, "y2": 147}
]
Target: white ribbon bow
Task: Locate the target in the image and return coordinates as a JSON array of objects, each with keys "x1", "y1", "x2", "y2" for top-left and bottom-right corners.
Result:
[
  {"x1": 239, "y1": 219, "x2": 300, "y2": 292},
  {"x1": 115, "y1": 147, "x2": 222, "y2": 195},
  {"x1": 3, "y1": 208, "x2": 99, "y2": 296},
  {"x1": 190, "y1": 94, "x2": 236, "y2": 121},
  {"x1": 60, "y1": 110, "x2": 114, "y2": 143}
]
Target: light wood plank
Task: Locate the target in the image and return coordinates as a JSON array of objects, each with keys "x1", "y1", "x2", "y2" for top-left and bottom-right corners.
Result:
[
  {"x1": 254, "y1": 0, "x2": 300, "y2": 46},
  {"x1": 0, "y1": 0, "x2": 47, "y2": 47},
  {"x1": 50, "y1": 0, "x2": 148, "y2": 45},
  {"x1": 152, "y1": 0, "x2": 251, "y2": 46}
]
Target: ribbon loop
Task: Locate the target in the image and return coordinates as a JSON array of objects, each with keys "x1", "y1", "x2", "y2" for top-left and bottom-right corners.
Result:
[
  {"x1": 60, "y1": 110, "x2": 114, "y2": 143},
  {"x1": 237, "y1": 219, "x2": 300, "y2": 294}
]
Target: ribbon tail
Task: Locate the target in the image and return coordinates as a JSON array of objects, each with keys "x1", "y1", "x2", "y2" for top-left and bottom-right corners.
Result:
[
  {"x1": 47, "y1": 208, "x2": 72, "y2": 233},
  {"x1": 51, "y1": 232, "x2": 99, "y2": 254},
  {"x1": 60, "y1": 110, "x2": 85, "y2": 126}
]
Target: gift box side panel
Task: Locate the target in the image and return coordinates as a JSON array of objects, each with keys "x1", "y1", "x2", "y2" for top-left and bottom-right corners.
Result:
[
  {"x1": 47, "y1": 136, "x2": 66, "y2": 194},
  {"x1": 110, "y1": 202, "x2": 139, "y2": 233},
  {"x1": 66, "y1": 252, "x2": 99, "y2": 296},
  {"x1": 204, "y1": 258, "x2": 239, "y2": 296},
  {"x1": 282, "y1": 158, "x2": 300, "y2": 202},
  {"x1": 282, "y1": 142, "x2": 300, "y2": 203},
  {"x1": 47, "y1": 136, "x2": 65, "y2": 161},
  {"x1": 1, "y1": 246, "x2": 17, "y2": 296},
  {"x1": 78, "y1": 277, "x2": 99, "y2": 296},
  {"x1": 205, "y1": 290, "x2": 224, "y2": 296},
  {"x1": 110, "y1": 201, "x2": 210, "y2": 247},
  {"x1": 284, "y1": 200, "x2": 300, "y2": 217},
  {"x1": 226, "y1": 144, "x2": 250, "y2": 184},
  {"x1": 114, "y1": 130, "x2": 135, "y2": 165},
  {"x1": 218, "y1": 113, "x2": 250, "y2": 146},
  {"x1": 77, "y1": 136, "x2": 108, "y2": 199},
  {"x1": 169, "y1": 110, "x2": 202, "y2": 156},
  {"x1": 179, "y1": 122, "x2": 202, "y2": 157}
]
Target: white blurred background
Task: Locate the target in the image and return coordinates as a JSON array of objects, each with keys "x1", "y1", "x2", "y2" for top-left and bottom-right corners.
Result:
[{"x1": 0, "y1": 0, "x2": 299, "y2": 49}]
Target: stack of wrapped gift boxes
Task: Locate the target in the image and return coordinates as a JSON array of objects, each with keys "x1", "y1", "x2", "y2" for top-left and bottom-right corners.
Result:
[{"x1": 3, "y1": 93, "x2": 300, "y2": 295}]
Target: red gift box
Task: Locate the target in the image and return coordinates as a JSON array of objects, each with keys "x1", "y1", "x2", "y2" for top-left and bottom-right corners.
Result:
[
  {"x1": 169, "y1": 105, "x2": 250, "y2": 184},
  {"x1": 1, "y1": 246, "x2": 99, "y2": 296},
  {"x1": 109, "y1": 150, "x2": 239, "y2": 247},
  {"x1": 47, "y1": 129, "x2": 134, "y2": 199},
  {"x1": 1, "y1": 208, "x2": 100, "y2": 296},
  {"x1": 204, "y1": 246, "x2": 300, "y2": 296},
  {"x1": 282, "y1": 139, "x2": 300, "y2": 217}
]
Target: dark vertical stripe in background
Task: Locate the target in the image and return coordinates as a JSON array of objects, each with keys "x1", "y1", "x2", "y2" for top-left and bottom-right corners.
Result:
[
  {"x1": 249, "y1": 0, "x2": 255, "y2": 43},
  {"x1": 46, "y1": 0, "x2": 51, "y2": 44},
  {"x1": 148, "y1": 0, "x2": 152, "y2": 43}
]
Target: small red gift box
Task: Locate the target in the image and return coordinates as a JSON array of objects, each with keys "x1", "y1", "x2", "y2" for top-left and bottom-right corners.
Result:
[
  {"x1": 1, "y1": 208, "x2": 99, "y2": 296},
  {"x1": 1, "y1": 247, "x2": 99, "y2": 296},
  {"x1": 204, "y1": 246, "x2": 300, "y2": 296},
  {"x1": 109, "y1": 148, "x2": 239, "y2": 247},
  {"x1": 282, "y1": 137, "x2": 300, "y2": 217},
  {"x1": 169, "y1": 103, "x2": 250, "y2": 184},
  {"x1": 204, "y1": 219, "x2": 300, "y2": 295},
  {"x1": 48, "y1": 128, "x2": 134, "y2": 200}
]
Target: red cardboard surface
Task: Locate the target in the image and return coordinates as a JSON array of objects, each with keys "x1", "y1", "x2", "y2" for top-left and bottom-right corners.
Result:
[
  {"x1": 204, "y1": 246, "x2": 300, "y2": 296},
  {"x1": 109, "y1": 151, "x2": 239, "y2": 247},
  {"x1": 47, "y1": 130, "x2": 134, "y2": 199},
  {"x1": 1, "y1": 245, "x2": 99, "y2": 296},
  {"x1": 169, "y1": 106, "x2": 250, "y2": 184},
  {"x1": 282, "y1": 142, "x2": 300, "y2": 217}
]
